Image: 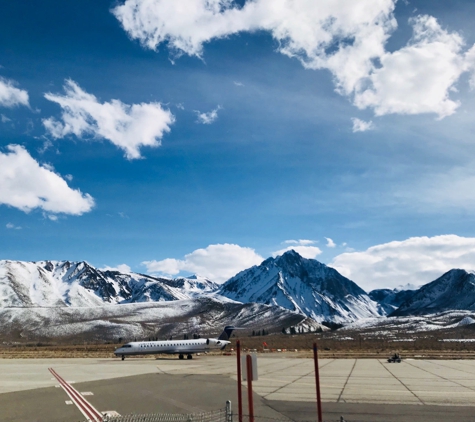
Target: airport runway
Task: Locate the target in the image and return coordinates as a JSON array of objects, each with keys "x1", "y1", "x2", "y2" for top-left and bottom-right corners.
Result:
[{"x1": 1, "y1": 355, "x2": 475, "y2": 421}]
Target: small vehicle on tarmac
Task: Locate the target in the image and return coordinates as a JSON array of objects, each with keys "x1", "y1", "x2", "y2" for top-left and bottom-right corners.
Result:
[{"x1": 387, "y1": 352, "x2": 401, "y2": 363}]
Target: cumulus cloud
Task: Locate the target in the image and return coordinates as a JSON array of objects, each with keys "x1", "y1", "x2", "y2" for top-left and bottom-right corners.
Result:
[
  {"x1": 0, "y1": 145, "x2": 94, "y2": 215},
  {"x1": 0, "y1": 77, "x2": 29, "y2": 108},
  {"x1": 142, "y1": 243, "x2": 264, "y2": 283},
  {"x1": 113, "y1": 1, "x2": 475, "y2": 118},
  {"x1": 43, "y1": 80, "x2": 175, "y2": 159},
  {"x1": 274, "y1": 239, "x2": 322, "y2": 259},
  {"x1": 331, "y1": 235, "x2": 475, "y2": 292},
  {"x1": 351, "y1": 118, "x2": 374, "y2": 133},
  {"x1": 355, "y1": 16, "x2": 468, "y2": 118},
  {"x1": 195, "y1": 106, "x2": 221, "y2": 124},
  {"x1": 325, "y1": 237, "x2": 336, "y2": 248}
]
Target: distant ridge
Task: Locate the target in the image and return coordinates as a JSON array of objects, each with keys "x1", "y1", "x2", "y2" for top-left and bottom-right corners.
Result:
[
  {"x1": 391, "y1": 269, "x2": 475, "y2": 316},
  {"x1": 369, "y1": 288, "x2": 416, "y2": 314}
]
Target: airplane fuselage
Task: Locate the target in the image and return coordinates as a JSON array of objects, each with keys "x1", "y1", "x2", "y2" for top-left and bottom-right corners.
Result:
[{"x1": 114, "y1": 338, "x2": 229, "y2": 359}]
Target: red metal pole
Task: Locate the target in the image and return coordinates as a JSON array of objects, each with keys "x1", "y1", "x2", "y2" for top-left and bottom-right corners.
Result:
[
  {"x1": 313, "y1": 342, "x2": 323, "y2": 422},
  {"x1": 246, "y1": 354, "x2": 254, "y2": 422},
  {"x1": 236, "y1": 340, "x2": 243, "y2": 422}
]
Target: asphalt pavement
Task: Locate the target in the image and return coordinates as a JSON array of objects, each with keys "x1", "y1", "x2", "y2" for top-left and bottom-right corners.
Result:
[{"x1": 1, "y1": 355, "x2": 475, "y2": 421}]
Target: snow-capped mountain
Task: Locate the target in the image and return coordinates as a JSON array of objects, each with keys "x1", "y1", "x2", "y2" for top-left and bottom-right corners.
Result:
[
  {"x1": 217, "y1": 250, "x2": 382, "y2": 322},
  {"x1": 369, "y1": 288, "x2": 416, "y2": 314},
  {"x1": 0, "y1": 260, "x2": 215, "y2": 307},
  {"x1": 391, "y1": 269, "x2": 475, "y2": 316}
]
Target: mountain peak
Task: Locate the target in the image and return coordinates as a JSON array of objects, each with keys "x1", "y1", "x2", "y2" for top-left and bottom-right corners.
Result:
[{"x1": 218, "y1": 250, "x2": 381, "y2": 322}]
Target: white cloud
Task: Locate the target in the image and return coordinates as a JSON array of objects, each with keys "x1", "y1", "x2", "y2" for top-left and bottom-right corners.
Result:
[
  {"x1": 101, "y1": 264, "x2": 132, "y2": 273},
  {"x1": 355, "y1": 16, "x2": 468, "y2": 118},
  {"x1": 351, "y1": 118, "x2": 374, "y2": 133},
  {"x1": 284, "y1": 239, "x2": 315, "y2": 246},
  {"x1": 43, "y1": 80, "x2": 175, "y2": 160},
  {"x1": 0, "y1": 77, "x2": 29, "y2": 108},
  {"x1": 331, "y1": 235, "x2": 475, "y2": 291},
  {"x1": 234, "y1": 81, "x2": 244, "y2": 87},
  {"x1": 1, "y1": 114, "x2": 11, "y2": 123},
  {"x1": 0, "y1": 145, "x2": 94, "y2": 215},
  {"x1": 113, "y1": 1, "x2": 475, "y2": 118},
  {"x1": 195, "y1": 106, "x2": 221, "y2": 124},
  {"x1": 325, "y1": 237, "x2": 336, "y2": 248},
  {"x1": 142, "y1": 243, "x2": 263, "y2": 283},
  {"x1": 274, "y1": 239, "x2": 322, "y2": 259},
  {"x1": 6, "y1": 223, "x2": 21, "y2": 230}
]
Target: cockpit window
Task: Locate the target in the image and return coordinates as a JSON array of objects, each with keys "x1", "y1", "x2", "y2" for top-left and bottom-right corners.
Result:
[{"x1": 122, "y1": 344, "x2": 132, "y2": 348}]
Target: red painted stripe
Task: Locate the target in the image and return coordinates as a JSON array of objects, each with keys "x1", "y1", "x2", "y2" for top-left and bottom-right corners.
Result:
[
  {"x1": 49, "y1": 368, "x2": 103, "y2": 421},
  {"x1": 50, "y1": 368, "x2": 101, "y2": 421},
  {"x1": 49, "y1": 368, "x2": 98, "y2": 421}
]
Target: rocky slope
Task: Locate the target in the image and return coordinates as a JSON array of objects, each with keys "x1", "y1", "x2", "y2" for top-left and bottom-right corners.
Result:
[{"x1": 218, "y1": 250, "x2": 382, "y2": 322}]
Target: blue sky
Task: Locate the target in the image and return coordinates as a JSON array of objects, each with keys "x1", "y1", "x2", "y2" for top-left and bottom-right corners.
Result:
[{"x1": 2, "y1": 0, "x2": 475, "y2": 291}]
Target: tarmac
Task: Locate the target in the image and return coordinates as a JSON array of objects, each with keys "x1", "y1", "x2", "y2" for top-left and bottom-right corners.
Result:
[{"x1": 1, "y1": 354, "x2": 475, "y2": 421}]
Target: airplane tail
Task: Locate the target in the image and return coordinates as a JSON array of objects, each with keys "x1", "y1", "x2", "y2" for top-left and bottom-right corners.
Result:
[{"x1": 218, "y1": 326, "x2": 235, "y2": 340}]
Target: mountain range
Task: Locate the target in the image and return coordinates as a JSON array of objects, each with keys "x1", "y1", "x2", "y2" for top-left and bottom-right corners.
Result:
[{"x1": 1, "y1": 251, "x2": 475, "y2": 340}]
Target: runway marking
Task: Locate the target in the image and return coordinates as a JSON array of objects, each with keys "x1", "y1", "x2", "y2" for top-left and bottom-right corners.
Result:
[
  {"x1": 262, "y1": 359, "x2": 335, "y2": 398},
  {"x1": 422, "y1": 360, "x2": 475, "y2": 377},
  {"x1": 404, "y1": 361, "x2": 475, "y2": 392},
  {"x1": 81, "y1": 392, "x2": 94, "y2": 396},
  {"x1": 377, "y1": 360, "x2": 425, "y2": 405},
  {"x1": 337, "y1": 359, "x2": 357, "y2": 403},
  {"x1": 65, "y1": 401, "x2": 73, "y2": 405},
  {"x1": 103, "y1": 411, "x2": 121, "y2": 417},
  {"x1": 49, "y1": 368, "x2": 103, "y2": 422}
]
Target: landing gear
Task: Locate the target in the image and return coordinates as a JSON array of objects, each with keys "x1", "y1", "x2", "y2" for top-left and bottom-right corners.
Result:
[
  {"x1": 121, "y1": 355, "x2": 125, "y2": 361},
  {"x1": 179, "y1": 354, "x2": 184, "y2": 360},
  {"x1": 187, "y1": 354, "x2": 193, "y2": 360}
]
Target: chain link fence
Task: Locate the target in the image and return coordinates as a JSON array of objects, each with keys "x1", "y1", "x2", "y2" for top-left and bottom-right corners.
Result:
[
  {"x1": 239, "y1": 415, "x2": 347, "y2": 422},
  {"x1": 78, "y1": 405, "x2": 349, "y2": 422},
  {"x1": 101, "y1": 408, "x2": 227, "y2": 422}
]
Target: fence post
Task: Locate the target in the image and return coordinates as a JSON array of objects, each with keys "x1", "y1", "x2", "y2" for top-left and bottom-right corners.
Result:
[
  {"x1": 314, "y1": 342, "x2": 323, "y2": 422},
  {"x1": 236, "y1": 340, "x2": 243, "y2": 422},
  {"x1": 226, "y1": 400, "x2": 232, "y2": 422},
  {"x1": 246, "y1": 354, "x2": 254, "y2": 422}
]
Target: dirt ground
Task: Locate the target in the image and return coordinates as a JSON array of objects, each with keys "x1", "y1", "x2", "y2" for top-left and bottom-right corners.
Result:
[{"x1": 2, "y1": 331, "x2": 475, "y2": 359}]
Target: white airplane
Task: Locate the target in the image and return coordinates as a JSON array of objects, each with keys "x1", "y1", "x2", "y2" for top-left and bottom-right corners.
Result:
[{"x1": 114, "y1": 326, "x2": 235, "y2": 360}]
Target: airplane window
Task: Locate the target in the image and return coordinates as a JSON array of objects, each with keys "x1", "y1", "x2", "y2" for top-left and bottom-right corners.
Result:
[{"x1": 122, "y1": 345, "x2": 132, "y2": 348}]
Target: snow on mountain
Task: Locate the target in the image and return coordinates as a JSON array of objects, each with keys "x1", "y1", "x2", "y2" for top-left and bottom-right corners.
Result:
[
  {"x1": 160, "y1": 275, "x2": 219, "y2": 297},
  {"x1": 391, "y1": 269, "x2": 475, "y2": 316},
  {"x1": 0, "y1": 260, "x2": 215, "y2": 307},
  {"x1": 369, "y1": 288, "x2": 416, "y2": 315},
  {"x1": 217, "y1": 250, "x2": 382, "y2": 323},
  {"x1": 0, "y1": 297, "x2": 322, "y2": 343}
]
